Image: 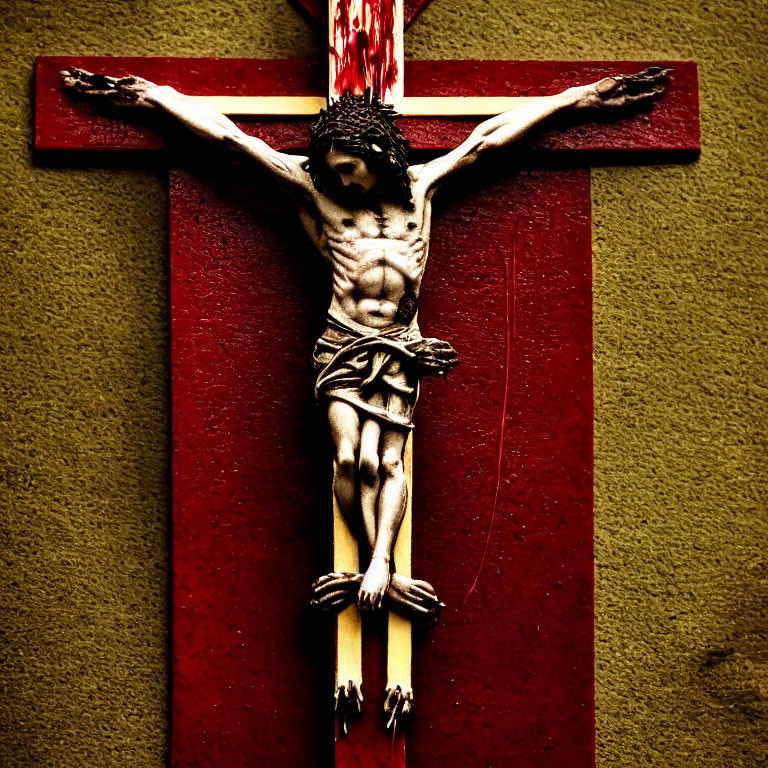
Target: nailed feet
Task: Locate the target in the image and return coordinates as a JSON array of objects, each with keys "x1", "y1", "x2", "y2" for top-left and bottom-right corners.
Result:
[
  {"x1": 358, "y1": 556, "x2": 391, "y2": 611},
  {"x1": 311, "y1": 571, "x2": 443, "y2": 621}
]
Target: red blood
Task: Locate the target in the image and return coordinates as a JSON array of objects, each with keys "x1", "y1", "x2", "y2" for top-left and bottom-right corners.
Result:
[
  {"x1": 330, "y1": 0, "x2": 399, "y2": 99},
  {"x1": 292, "y1": 0, "x2": 433, "y2": 29}
]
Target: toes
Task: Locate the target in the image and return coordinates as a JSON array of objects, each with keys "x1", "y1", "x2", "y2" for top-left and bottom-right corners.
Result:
[
  {"x1": 384, "y1": 685, "x2": 414, "y2": 731},
  {"x1": 358, "y1": 587, "x2": 386, "y2": 611},
  {"x1": 335, "y1": 681, "x2": 363, "y2": 736}
]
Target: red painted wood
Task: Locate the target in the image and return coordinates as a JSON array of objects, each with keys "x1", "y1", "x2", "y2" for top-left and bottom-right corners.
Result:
[
  {"x1": 334, "y1": 618, "x2": 405, "y2": 767},
  {"x1": 34, "y1": 52, "x2": 685, "y2": 767},
  {"x1": 170, "y1": 162, "x2": 593, "y2": 767},
  {"x1": 412, "y1": 169, "x2": 594, "y2": 767},
  {"x1": 35, "y1": 57, "x2": 699, "y2": 156}
]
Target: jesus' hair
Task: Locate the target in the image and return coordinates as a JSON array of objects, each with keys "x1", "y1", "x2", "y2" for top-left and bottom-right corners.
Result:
[{"x1": 307, "y1": 91, "x2": 413, "y2": 208}]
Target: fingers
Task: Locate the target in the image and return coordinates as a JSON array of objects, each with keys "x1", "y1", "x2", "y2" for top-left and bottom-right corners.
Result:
[
  {"x1": 392, "y1": 598, "x2": 435, "y2": 616},
  {"x1": 311, "y1": 572, "x2": 339, "y2": 588},
  {"x1": 310, "y1": 572, "x2": 362, "y2": 611},
  {"x1": 60, "y1": 66, "x2": 93, "y2": 83},
  {"x1": 311, "y1": 596, "x2": 351, "y2": 611},
  {"x1": 387, "y1": 575, "x2": 443, "y2": 620},
  {"x1": 311, "y1": 571, "x2": 360, "y2": 589},
  {"x1": 625, "y1": 87, "x2": 666, "y2": 104},
  {"x1": 312, "y1": 576, "x2": 354, "y2": 591},
  {"x1": 410, "y1": 578, "x2": 437, "y2": 594},
  {"x1": 406, "y1": 584, "x2": 440, "y2": 603},
  {"x1": 313, "y1": 588, "x2": 354, "y2": 603},
  {"x1": 60, "y1": 67, "x2": 154, "y2": 100},
  {"x1": 325, "y1": 236, "x2": 358, "y2": 255},
  {"x1": 390, "y1": 577, "x2": 439, "y2": 603},
  {"x1": 631, "y1": 66, "x2": 673, "y2": 83},
  {"x1": 621, "y1": 67, "x2": 671, "y2": 97},
  {"x1": 407, "y1": 235, "x2": 426, "y2": 252},
  {"x1": 595, "y1": 66, "x2": 671, "y2": 107},
  {"x1": 390, "y1": 594, "x2": 442, "y2": 619}
]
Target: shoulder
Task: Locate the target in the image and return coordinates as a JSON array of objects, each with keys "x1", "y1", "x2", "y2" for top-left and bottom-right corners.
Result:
[{"x1": 407, "y1": 165, "x2": 433, "y2": 200}]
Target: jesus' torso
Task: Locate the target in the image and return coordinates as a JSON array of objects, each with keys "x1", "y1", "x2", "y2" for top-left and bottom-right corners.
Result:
[{"x1": 295, "y1": 174, "x2": 432, "y2": 331}]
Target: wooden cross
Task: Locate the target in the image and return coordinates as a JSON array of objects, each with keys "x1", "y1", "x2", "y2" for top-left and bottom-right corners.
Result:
[{"x1": 34, "y1": 1, "x2": 699, "y2": 765}]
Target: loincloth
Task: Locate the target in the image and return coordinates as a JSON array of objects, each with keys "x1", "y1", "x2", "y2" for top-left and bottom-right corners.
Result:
[{"x1": 313, "y1": 313, "x2": 458, "y2": 430}]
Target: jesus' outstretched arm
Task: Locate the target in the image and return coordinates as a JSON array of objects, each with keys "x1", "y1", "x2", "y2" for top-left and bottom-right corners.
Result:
[
  {"x1": 60, "y1": 67, "x2": 311, "y2": 190},
  {"x1": 412, "y1": 66, "x2": 671, "y2": 193}
]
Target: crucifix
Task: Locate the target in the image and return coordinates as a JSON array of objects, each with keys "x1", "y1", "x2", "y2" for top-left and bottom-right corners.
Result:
[{"x1": 35, "y1": 0, "x2": 699, "y2": 765}]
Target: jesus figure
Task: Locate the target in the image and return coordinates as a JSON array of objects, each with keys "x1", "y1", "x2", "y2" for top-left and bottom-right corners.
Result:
[{"x1": 62, "y1": 64, "x2": 668, "y2": 623}]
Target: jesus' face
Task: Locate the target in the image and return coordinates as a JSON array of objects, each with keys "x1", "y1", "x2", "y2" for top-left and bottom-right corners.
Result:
[{"x1": 324, "y1": 148, "x2": 379, "y2": 199}]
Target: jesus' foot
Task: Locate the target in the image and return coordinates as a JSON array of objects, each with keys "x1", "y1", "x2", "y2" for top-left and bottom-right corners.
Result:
[
  {"x1": 384, "y1": 684, "x2": 414, "y2": 731},
  {"x1": 388, "y1": 573, "x2": 444, "y2": 622},
  {"x1": 335, "y1": 680, "x2": 363, "y2": 736},
  {"x1": 310, "y1": 571, "x2": 362, "y2": 613},
  {"x1": 358, "y1": 557, "x2": 391, "y2": 611}
]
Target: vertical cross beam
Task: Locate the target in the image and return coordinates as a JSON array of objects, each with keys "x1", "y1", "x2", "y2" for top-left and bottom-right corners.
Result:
[{"x1": 327, "y1": 0, "x2": 411, "y2": 761}]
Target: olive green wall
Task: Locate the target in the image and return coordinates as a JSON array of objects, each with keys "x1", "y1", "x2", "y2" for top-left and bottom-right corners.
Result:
[{"x1": 1, "y1": 1, "x2": 765, "y2": 765}]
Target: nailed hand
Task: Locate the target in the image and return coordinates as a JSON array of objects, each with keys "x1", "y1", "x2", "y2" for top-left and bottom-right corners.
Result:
[
  {"x1": 60, "y1": 66, "x2": 158, "y2": 106},
  {"x1": 579, "y1": 66, "x2": 672, "y2": 110}
]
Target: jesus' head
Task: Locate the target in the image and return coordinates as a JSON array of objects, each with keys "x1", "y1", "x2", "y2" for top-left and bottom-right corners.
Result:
[{"x1": 307, "y1": 91, "x2": 413, "y2": 208}]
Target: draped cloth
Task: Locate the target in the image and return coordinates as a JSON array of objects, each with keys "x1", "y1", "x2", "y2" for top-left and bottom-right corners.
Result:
[{"x1": 313, "y1": 313, "x2": 457, "y2": 430}]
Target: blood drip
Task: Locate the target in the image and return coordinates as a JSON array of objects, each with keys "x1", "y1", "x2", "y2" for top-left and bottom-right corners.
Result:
[{"x1": 331, "y1": 0, "x2": 398, "y2": 101}]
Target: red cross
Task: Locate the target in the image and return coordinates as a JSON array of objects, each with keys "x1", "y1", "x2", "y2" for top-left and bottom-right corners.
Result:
[{"x1": 34, "y1": 4, "x2": 699, "y2": 766}]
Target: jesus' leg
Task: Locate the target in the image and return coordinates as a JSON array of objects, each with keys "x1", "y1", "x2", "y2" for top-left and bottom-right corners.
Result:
[
  {"x1": 328, "y1": 400, "x2": 361, "y2": 534},
  {"x1": 358, "y1": 398, "x2": 383, "y2": 552},
  {"x1": 358, "y1": 426, "x2": 407, "y2": 611},
  {"x1": 328, "y1": 400, "x2": 364, "y2": 731}
]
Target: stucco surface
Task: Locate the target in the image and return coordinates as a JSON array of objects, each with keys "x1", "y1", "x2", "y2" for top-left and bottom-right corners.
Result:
[{"x1": 1, "y1": 0, "x2": 765, "y2": 766}]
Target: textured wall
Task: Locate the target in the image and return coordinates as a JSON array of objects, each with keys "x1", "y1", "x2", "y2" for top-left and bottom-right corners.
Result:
[{"x1": 1, "y1": 1, "x2": 765, "y2": 766}]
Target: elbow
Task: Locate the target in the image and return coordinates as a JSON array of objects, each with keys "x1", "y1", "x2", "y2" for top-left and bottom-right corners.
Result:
[
  {"x1": 474, "y1": 140, "x2": 496, "y2": 156},
  {"x1": 223, "y1": 131, "x2": 248, "y2": 149}
]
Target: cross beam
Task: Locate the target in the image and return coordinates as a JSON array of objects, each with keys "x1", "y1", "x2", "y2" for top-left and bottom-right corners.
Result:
[
  {"x1": 35, "y1": 49, "x2": 699, "y2": 768},
  {"x1": 179, "y1": 94, "x2": 538, "y2": 116},
  {"x1": 34, "y1": 57, "x2": 699, "y2": 155}
]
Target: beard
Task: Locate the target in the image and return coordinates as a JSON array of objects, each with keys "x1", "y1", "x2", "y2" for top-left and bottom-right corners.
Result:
[
  {"x1": 323, "y1": 176, "x2": 378, "y2": 207},
  {"x1": 322, "y1": 166, "x2": 412, "y2": 209}
]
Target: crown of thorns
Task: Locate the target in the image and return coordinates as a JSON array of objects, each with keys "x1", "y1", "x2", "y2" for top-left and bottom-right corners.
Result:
[{"x1": 308, "y1": 90, "x2": 410, "y2": 169}]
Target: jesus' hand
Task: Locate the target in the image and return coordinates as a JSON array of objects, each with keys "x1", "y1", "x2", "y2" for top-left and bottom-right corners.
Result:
[
  {"x1": 575, "y1": 66, "x2": 672, "y2": 111},
  {"x1": 61, "y1": 67, "x2": 163, "y2": 107}
]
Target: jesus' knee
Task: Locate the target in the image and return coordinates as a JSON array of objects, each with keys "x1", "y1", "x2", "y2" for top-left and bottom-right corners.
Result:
[
  {"x1": 334, "y1": 440, "x2": 357, "y2": 480},
  {"x1": 381, "y1": 448, "x2": 403, "y2": 480},
  {"x1": 359, "y1": 451, "x2": 379, "y2": 485}
]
